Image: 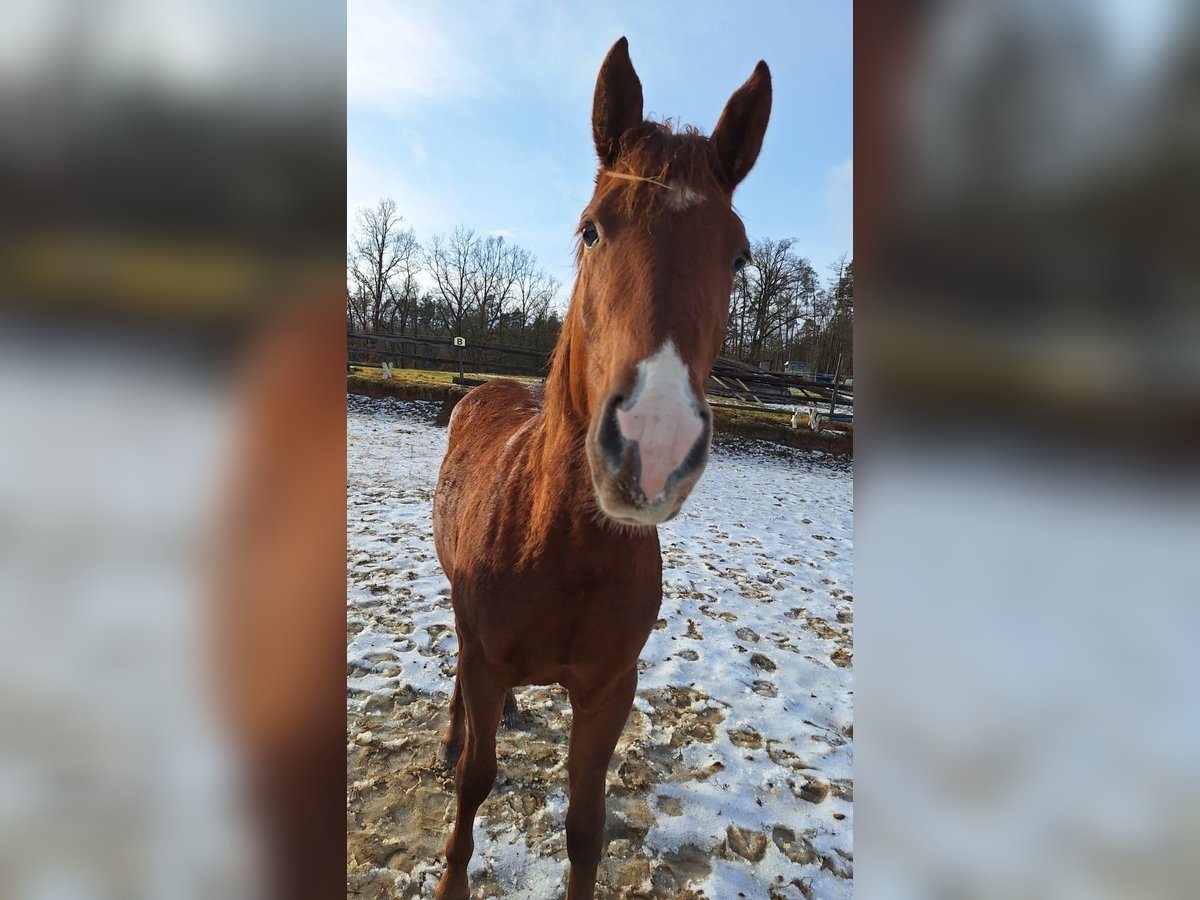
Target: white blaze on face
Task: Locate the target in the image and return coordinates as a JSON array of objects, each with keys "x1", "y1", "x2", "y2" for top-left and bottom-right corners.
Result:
[
  {"x1": 614, "y1": 340, "x2": 705, "y2": 501},
  {"x1": 666, "y1": 182, "x2": 705, "y2": 211}
]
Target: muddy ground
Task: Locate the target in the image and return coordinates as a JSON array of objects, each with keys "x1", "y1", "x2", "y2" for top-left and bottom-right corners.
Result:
[{"x1": 347, "y1": 398, "x2": 852, "y2": 898}]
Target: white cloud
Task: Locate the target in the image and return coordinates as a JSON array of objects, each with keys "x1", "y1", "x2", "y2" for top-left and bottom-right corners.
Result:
[{"x1": 347, "y1": 0, "x2": 489, "y2": 116}]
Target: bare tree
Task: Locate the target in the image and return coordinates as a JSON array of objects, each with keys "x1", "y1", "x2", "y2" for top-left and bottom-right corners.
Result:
[
  {"x1": 511, "y1": 251, "x2": 559, "y2": 345},
  {"x1": 719, "y1": 237, "x2": 831, "y2": 370},
  {"x1": 425, "y1": 226, "x2": 477, "y2": 339},
  {"x1": 347, "y1": 199, "x2": 421, "y2": 333},
  {"x1": 425, "y1": 229, "x2": 561, "y2": 344},
  {"x1": 467, "y1": 235, "x2": 522, "y2": 340},
  {"x1": 742, "y1": 238, "x2": 809, "y2": 363},
  {"x1": 813, "y1": 256, "x2": 853, "y2": 375}
]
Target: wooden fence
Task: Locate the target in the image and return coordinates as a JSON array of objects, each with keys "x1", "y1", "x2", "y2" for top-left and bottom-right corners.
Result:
[
  {"x1": 348, "y1": 331, "x2": 550, "y2": 377},
  {"x1": 348, "y1": 331, "x2": 852, "y2": 409}
]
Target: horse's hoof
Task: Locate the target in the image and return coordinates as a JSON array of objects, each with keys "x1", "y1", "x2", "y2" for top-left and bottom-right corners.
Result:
[
  {"x1": 440, "y1": 742, "x2": 462, "y2": 772},
  {"x1": 502, "y1": 693, "x2": 519, "y2": 729}
]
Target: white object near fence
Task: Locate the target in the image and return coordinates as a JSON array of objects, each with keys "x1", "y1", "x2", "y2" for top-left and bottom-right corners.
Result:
[{"x1": 808, "y1": 403, "x2": 825, "y2": 433}]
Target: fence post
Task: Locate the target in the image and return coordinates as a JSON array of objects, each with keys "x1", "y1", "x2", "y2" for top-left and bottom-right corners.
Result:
[{"x1": 829, "y1": 354, "x2": 843, "y2": 415}]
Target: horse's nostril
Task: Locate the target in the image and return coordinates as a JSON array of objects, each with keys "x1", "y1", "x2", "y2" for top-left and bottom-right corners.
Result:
[{"x1": 596, "y1": 395, "x2": 628, "y2": 469}]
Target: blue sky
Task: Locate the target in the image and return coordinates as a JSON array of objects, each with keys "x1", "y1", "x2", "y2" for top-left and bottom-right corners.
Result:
[{"x1": 348, "y1": 0, "x2": 852, "y2": 307}]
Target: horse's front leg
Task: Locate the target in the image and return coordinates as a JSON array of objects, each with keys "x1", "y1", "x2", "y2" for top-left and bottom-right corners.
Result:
[
  {"x1": 564, "y1": 666, "x2": 638, "y2": 899},
  {"x1": 434, "y1": 649, "x2": 508, "y2": 900}
]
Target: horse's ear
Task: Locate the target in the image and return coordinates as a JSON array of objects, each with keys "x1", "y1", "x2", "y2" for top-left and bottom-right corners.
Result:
[
  {"x1": 593, "y1": 37, "x2": 644, "y2": 168},
  {"x1": 711, "y1": 61, "x2": 772, "y2": 190}
]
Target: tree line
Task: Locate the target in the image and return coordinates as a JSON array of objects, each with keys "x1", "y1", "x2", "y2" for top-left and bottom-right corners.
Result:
[
  {"x1": 347, "y1": 198, "x2": 562, "y2": 353},
  {"x1": 726, "y1": 240, "x2": 853, "y2": 376},
  {"x1": 347, "y1": 198, "x2": 852, "y2": 375}
]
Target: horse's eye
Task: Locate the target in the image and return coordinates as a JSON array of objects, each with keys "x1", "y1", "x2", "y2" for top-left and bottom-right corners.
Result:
[
  {"x1": 581, "y1": 221, "x2": 600, "y2": 248},
  {"x1": 733, "y1": 251, "x2": 750, "y2": 273}
]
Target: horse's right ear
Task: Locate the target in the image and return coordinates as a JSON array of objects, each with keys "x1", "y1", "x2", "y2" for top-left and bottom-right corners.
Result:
[{"x1": 592, "y1": 37, "x2": 644, "y2": 168}]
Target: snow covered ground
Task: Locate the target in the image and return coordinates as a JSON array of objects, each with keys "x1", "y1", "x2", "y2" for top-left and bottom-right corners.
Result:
[{"x1": 347, "y1": 395, "x2": 853, "y2": 899}]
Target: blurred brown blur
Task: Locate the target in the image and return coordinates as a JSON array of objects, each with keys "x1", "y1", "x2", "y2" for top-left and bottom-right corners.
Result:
[
  {"x1": 216, "y1": 297, "x2": 346, "y2": 900},
  {"x1": 862, "y1": 0, "x2": 1200, "y2": 457},
  {"x1": 858, "y1": 3, "x2": 1200, "y2": 900},
  {"x1": 0, "y1": 2, "x2": 346, "y2": 899}
]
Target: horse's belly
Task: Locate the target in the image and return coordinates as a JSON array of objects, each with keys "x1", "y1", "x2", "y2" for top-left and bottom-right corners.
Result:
[{"x1": 476, "y1": 585, "x2": 660, "y2": 691}]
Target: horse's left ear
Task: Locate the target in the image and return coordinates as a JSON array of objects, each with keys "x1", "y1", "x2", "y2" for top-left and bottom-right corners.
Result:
[{"x1": 711, "y1": 61, "x2": 772, "y2": 190}]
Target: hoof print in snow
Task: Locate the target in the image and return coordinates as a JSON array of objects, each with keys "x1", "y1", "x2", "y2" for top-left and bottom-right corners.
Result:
[
  {"x1": 751, "y1": 679, "x2": 778, "y2": 697},
  {"x1": 615, "y1": 855, "x2": 652, "y2": 889},
  {"x1": 659, "y1": 844, "x2": 712, "y2": 890},
  {"x1": 804, "y1": 616, "x2": 840, "y2": 640},
  {"x1": 656, "y1": 795, "x2": 684, "y2": 816},
  {"x1": 700, "y1": 604, "x2": 738, "y2": 622},
  {"x1": 771, "y1": 826, "x2": 819, "y2": 866},
  {"x1": 682, "y1": 721, "x2": 717, "y2": 743},
  {"x1": 823, "y1": 848, "x2": 854, "y2": 878},
  {"x1": 796, "y1": 779, "x2": 830, "y2": 804},
  {"x1": 750, "y1": 652, "x2": 777, "y2": 671},
  {"x1": 725, "y1": 825, "x2": 769, "y2": 862},
  {"x1": 728, "y1": 728, "x2": 764, "y2": 750}
]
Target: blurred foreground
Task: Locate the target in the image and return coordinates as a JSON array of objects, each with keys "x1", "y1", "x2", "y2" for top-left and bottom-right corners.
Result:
[
  {"x1": 859, "y1": 2, "x2": 1200, "y2": 899},
  {"x1": 0, "y1": 2, "x2": 345, "y2": 898}
]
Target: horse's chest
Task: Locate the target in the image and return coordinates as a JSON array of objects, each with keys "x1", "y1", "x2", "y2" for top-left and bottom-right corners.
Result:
[
  {"x1": 469, "y1": 566, "x2": 661, "y2": 683},
  {"x1": 567, "y1": 587, "x2": 660, "y2": 645}
]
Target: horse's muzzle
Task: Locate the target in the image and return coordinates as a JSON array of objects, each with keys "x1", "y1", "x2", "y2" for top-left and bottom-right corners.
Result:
[{"x1": 588, "y1": 390, "x2": 712, "y2": 526}]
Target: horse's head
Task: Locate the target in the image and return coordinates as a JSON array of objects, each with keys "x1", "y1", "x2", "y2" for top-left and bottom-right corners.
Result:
[{"x1": 571, "y1": 37, "x2": 772, "y2": 527}]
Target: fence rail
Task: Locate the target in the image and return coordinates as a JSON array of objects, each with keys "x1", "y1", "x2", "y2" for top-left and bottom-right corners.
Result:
[
  {"x1": 347, "y1": 332, "x2": 852, "y2": 407},
  {"x1": 348, "y1": 331, "x2": 551, "y2": 377}
]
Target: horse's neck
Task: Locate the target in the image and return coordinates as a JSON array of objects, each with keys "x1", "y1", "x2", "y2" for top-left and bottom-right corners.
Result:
[
  {"x1": 542, "y1": 301, "x2": 589, "y2": 427},
  {"x1": 526, "y1": 307, "x2": 610, "y2": 541},
  {"x1": 536, "y1": 313, "x2": 590, "y2": 492},
  {"x1": 515, "y1": 307, "x2": 659, "y2": 561}
]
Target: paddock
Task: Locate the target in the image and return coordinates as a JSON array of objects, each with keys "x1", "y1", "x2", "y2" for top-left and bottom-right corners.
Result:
[{"x1": 346, "y1": 395, "x2": 852, "y2": 898}]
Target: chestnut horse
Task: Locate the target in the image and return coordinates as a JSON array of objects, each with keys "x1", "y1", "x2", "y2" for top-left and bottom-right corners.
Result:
[{"x1": 431, "y1": 37, "x2": 771, "y2": 899}]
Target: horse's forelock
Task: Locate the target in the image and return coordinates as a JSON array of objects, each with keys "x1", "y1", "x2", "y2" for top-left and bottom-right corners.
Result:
[{"x1": 601, "y1": 121, "x2": 723, "y2": 215}]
